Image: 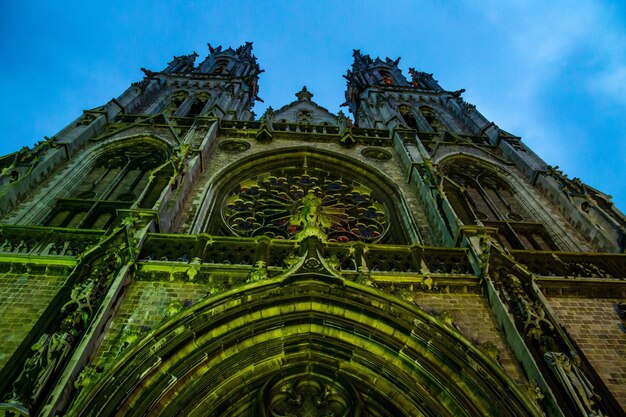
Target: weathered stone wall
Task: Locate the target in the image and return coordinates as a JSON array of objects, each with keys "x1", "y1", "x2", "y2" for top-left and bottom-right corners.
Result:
[
  {"x1": 547, "y1": 297, "x2": 626, "y2": 409},
  {"x1": 92, "y1": 280, "x2": 209, "y2": 369},
  {"x1": 0, "y1": 273, "x2": 67, "y2": 369},
  {"x1": 414, "y1": 293, "x2": 526, "y2": 383}
]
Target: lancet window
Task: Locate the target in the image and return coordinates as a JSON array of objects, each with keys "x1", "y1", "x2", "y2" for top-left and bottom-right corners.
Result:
[
  {"x1": 44, "y1": 140, "x2": 171, "y2": 229},
  {"x1": 186, "y1": 93, "x2": 210, "y2": 117},
  {"x1": 441, "y1": 158, "x2": 557, "y2": 250},
  {"x1": 163, "y1": 91, "x2": 188, "y2": 116},
  {"x1": 399, "y1": 105, "x2": 418, "y2": 129},
  {"x1": 419, "y1": 106, "x2": 444, "y2": 132}
]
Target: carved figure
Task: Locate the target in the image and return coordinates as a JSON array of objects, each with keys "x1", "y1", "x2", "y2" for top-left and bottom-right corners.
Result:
[
  {"x1": 284, "y1": 252, "x2": 300, "y2": 269},
  {"x1": 165, "y1": 300, "x2": 184, "y2": 317},
  {"x1": 74, "y1": 365, "x2": 102, "y2": 390},
  {"x1": 12, "y1": 332, "x2": 72, "y2": 405},
  {"x1": 408, "y1": 67, "x2": 420, "y2": 87},
  {"x1": 545, "y1": 352, "x2": 604, "y2": 416},
  {"x1": 324, "y1": 254, "x2": 341, "y2": 271},
  {"x1": 525, "y1": 380, "x2": 545, "y2": 414},
  {"x1": 247, "y1": 260, "x2": 268, "y2": 282},
  {"x1": 438, "y1": 311, "x2": 460, "y2": 331},
  {"x1": 290, "y1": 192, "x2": 332, "y2": 240}
]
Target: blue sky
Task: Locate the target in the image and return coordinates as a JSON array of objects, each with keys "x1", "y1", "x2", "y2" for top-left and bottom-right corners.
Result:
[{"x1": 2, "y1": 1, "x2": 626, "y2": 210}]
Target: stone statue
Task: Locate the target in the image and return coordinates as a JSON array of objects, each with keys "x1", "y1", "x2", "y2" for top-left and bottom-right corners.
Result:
[
  {"x1": 260, "y1": 106, "x2": 275, "y2": 129},
  {"x1": 290, "y1": 192, "x2": 332, "y2": 241},
  {"x1": 544, "y1": 352, "x2": 604, "y2": 416},
  {"x1": 408, "y1": 67, "x2": 421, "y2": 87},
  {"x1": 11, "y1": 332, "x2": 72, "y2": 407},
  {"x1": 247, "y1": 260, "x2": 268, "y2": 282}
]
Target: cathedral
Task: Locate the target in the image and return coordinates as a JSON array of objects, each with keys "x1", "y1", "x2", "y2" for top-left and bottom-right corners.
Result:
[{"x1": 0, "y1": 42, "x2": 624, "y2": 417}]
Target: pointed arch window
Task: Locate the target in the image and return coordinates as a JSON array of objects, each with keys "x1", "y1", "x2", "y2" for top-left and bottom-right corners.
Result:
[
  {"x1": 43, "y1": 140, "x2": 172, "y2": 229},
  {"x1": 164, "y1": 91, "x2": 188, "y2": 116},
  {"x1": 441, "y1": 158, "x2": 557, "y2": 250},
  {"x1": 399, "y1": 105, "x2": 418, "y2": 129},
  {"x1": 186, "y1": 93, "x2": 210, "y2": 117},
  {"x1": 419, "y1": 106, "x2": 444, "y2": 132},
  {"x1": 201, "y1": 151, "x2": 420, "y2": 244}
]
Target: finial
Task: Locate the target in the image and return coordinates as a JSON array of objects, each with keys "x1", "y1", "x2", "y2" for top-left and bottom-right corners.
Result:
[
  {"x1": 208, "y1": 43, "x2": 222, "y2": 54},
  {"x1": 295, "y1": 86, "x2": 313, "y2": 101}
]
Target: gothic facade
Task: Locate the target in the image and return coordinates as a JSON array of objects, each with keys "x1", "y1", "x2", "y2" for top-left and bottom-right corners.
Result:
[{"x1": 0, "y1": 42, "x2": 625, "y2": 417}]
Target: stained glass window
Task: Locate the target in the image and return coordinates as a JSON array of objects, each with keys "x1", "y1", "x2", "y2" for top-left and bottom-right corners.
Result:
[{"x1": 222, "y1": 167, "x2": 389, "y2": 242}]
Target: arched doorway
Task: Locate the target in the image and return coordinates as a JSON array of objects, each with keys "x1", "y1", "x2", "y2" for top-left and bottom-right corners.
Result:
[{"x1": 69, "y1": 272, "x2": 540, "y2": 417}]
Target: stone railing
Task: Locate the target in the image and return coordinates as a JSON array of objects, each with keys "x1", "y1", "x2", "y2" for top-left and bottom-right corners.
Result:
[
  {"x1": 272, "y1": 122, "x2": 340, "y2": 135},
  {"x1": 510, "y1": 250, "x2": 626, "y2": 280},
  {"x1": 138, "y1": 233, "x2": 475, "y2": 276},
  {"x1": 352, "y1": 127, "x2": 389, "y2": 140},
  {"x1": 0, "y1": 226, "x2": 103, "y2": 257},
  {"x1": 363, "y1": 245, "x2": 472, "y2": 275},
  {"x1": 219, "y1": 119, "x2": 261, "y2": 130},
  {"x1": 219, "y1": 120, "x2": 393, "y2": 145}
]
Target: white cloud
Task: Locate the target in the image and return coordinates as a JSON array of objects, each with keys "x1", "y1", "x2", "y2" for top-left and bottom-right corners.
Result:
[
  {"x1": 591, "y1": 66, "x2": 626, "y2": 103},
  {"x1": 476, "y1": 1, "x2": 626, "y2": 102},
  {"x1": 461, "y1": 1, "x2": 626, "y2": 209}
]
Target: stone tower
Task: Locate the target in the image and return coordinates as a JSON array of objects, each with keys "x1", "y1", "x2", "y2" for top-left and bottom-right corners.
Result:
[{"x1": 0, "y1": 43, "x2": 624, "y2": 417}]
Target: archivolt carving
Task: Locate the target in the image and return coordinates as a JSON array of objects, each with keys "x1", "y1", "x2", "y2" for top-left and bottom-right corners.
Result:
[{"x1": 68, "y1": 277, "x2": 542, "y2": 417}]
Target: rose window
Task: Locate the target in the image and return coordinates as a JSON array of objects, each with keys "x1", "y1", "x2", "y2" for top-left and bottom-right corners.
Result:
[{"x1": 222, "y1": 167, "x2": 389, "y2": 242}]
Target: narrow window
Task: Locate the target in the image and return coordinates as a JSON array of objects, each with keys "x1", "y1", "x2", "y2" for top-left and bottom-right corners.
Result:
[
  {"x1": 186, "y1": 93, "x2": 210, "y2": 117},
  {"x1": 399, "y1": 105, "x2": 418, "y2": 129}
]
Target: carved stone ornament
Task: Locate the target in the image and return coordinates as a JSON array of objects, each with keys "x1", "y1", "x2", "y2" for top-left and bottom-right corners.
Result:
[
  {"x1": 361, "y1": 147, "x2": 392, "y2": 161},
  {"x1": 247, "y1": 260, "x2": 269, "y2": 282},
  {"x1": 222, "y1": 167, "x2": 389, "y2": 242},
  {"x1": 219, "y1": 139, "x2": 251, "y2": 153},
  {"x1": 545, "y1": 352, "x2": 605, "y2": 417},
  {"x1": 2, "y1": 251, "x2": 122, "y2": 413},
  {"x1": 259, "y1": 375, "x2": 360, "y2": 417}
]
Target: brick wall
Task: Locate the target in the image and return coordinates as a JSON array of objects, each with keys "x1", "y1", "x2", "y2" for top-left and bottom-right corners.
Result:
[
  {"x1": 547, "y1": 297, "x2": 626, "y2": 409},
  {"x1": 92, "y1": 281, "x2": 209, "y2": 369},
  {"x1": 0, "y1": 273, "x2": 67, "y2": 369},
  {"x1": 414, "y1": 293, "x2": 526, "y2": 383}
]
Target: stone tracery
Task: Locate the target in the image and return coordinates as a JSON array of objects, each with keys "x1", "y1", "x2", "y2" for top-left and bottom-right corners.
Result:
[
  {"x1": 222, "y1": 166, "x2": 389, "y2": 243},
  {"x1": 440, "y1": 157, "x2": 557, "y2": 250}
]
